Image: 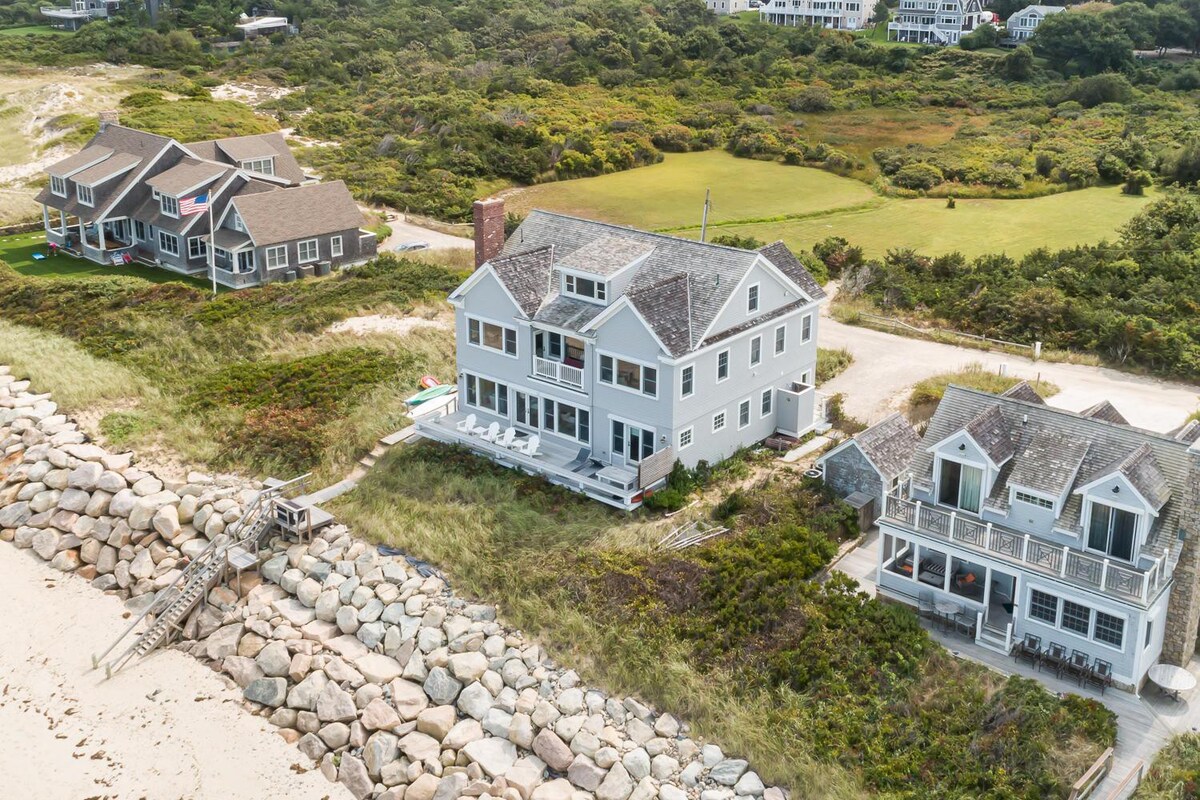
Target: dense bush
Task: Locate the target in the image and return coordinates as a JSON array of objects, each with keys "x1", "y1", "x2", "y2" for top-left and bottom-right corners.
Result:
[{"x1": 893, "y1": 161, "x2": 945, "y2": 190}]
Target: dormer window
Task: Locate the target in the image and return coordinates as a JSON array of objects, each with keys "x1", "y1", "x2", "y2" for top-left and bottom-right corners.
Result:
[
  {"x1": 51, "y1": 175, "x2": 67, "y2": 197},
  {"x1": 564, "y1": 274, "x2": 606, "y2": 302},
  {"x1": 160, "y1": 194, "x2": 179, "y2": 218},
  {"x1": 232, "y1": 211, "x2": 245, "y2": 232},
  {"x1": 937, "y1": 458, "x2": 983, "y2": 514},
  {"x1": 77, "y1": 184, "x2": 94, "y2": 207},
  {"x1": 1086, "y1": 501, "x2": 1138, "y2": 561},
  {"x1": 241, "y1": 157, "x2": 275, "y2": 176}
]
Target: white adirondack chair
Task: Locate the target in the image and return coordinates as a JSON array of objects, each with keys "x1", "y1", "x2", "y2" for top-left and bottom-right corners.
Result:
[
  {"x1": 496, "y1": 427, "x2": 516, "y2": 448},
  {"x1": 479, "y1": 422, "x2": 500, "y2": 442},
  {"x1": 515, "y1": 434, "x2": 541, "y2": 457},
  {"x1": 456, "y1": 413, "x2": 477, "y2": 433}
]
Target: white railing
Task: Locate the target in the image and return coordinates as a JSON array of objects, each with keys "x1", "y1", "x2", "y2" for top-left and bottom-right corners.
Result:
[
  {"x1": 533, "y1": 357, "x2": 584, "y2": 389},
  {"x1": 884, "y1": 494, "x2": 1162, "y2": 604}
]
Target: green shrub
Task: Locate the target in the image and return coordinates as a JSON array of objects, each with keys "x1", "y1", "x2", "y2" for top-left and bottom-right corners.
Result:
[{"x1": 893, "y1": 161, "x2": 945, "y2": 190}]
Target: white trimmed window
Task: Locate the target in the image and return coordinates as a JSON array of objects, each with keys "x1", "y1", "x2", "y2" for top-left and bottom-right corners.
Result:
[
  {"x1": 240, "y1": 157, "x2": 275, "y2": 176},
  {"x1": 599, "y1": 354, "x2": 657, "y2": 397},
  {"x1": 680, "y1": 365, "x2": 694, "y2": 399},
  {"x1": 464, "y1": 374, "x2": 510, "y2": 416},
  {"x1": 133, "y1": 220, "x2": 146, "y2": 241},
  {"x1": 232, "y1": 211, "x2": 245, "y2": 232},
  {"x1": 187, "y1": 236, "x2": 207, "y2": 259},
  {"x1": 761, "y1": 387, "x2": 773, "y2": 416},
  {"x1": 51, "y1": 175, "x2": 67, "y2": 197},
  {"x1": 712, "y1": 410, "x2": 726, "y2": 433},
  {"x1": 468, "y1": 317, "x2": 518, "y2": 357},
  {"x1": 801, "y1": 313, "x2": 813, "y2": 343},
  {"x1": 564, "y1": 273, "x2": 607, "y2": 302},
  {"x1": 160, "y1": 194, "x2": 179, "y2": 218},
  {"x1": 298, "y1": 238, "x2": 319, "y2": 263},
  {"x1": 1029, "y1": 589, "x2": 1058, "y2": 625},
  {"x1": 265, "y1": 244, "x2": 289, "y2": 270},
  {"x1": 747, "y1": 283, "x2": 759, "y2": 313},
  {"x1": 716, "y1": 349, "x2": 729, "y2": 382},
  {"x1": 678, "y1": 427, "x2": 694, "y2": 450},
  {"x1": 774, "y1": 324, "x2": 786, "y2": 355},
  {"x1": 738, "y1": 399, "x2": 751, "y2": 429},
  {"x1": 749, "y1": 335, "x2": 762, "y2": 367},
  {"x1": 157, "y1": 231, "x2": 179, "y2": 256},
  {"x1": 77, "y1": 184, "x2": 94, "y2": 207},
  {"x1": 1014, "y1": 490, "x2": 1053, "y2": 510},
  {"x1": 330, "y1": 235, "x2": 343, "y2": 258},
  {"x1": 1095, "y1": 612, "x2": 1125, "y2": 648}
]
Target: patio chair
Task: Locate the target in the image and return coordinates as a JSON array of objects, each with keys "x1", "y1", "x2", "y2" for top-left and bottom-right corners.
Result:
[
  {"x1": 1012, "y1": 633, "x2": 1042, "y2": 667},
  {"x1": 563, "y1": 447, "x2": 591, "y2": 472},
  {"x1": 455, "y1": 413, "x2": 477, "y2": 434},
  {"x1": 918, "y1": 589, "x2": 935, "y2": 620},
  {"x1": 1039, "y1": 642, "x2": 1068, "y2": 678},
  {"x1": 1086, "y1": 659, "x2": 1114, "y2": 696},
  {"x1": 496, "y1": 427, "x2": 516, "y2": 448},
  {"x1": 1065, "y1": 650, "x2": 1092, "y2": 685},
  {"x1": 479, "y1": 422, "x2": 500, "y2": 442},
  {"x1": 513, "y1": 434, "x2": 540, "y2": 457},
  {"x1": 954, "y1": 611, "x2": 977, "y2": 639}
]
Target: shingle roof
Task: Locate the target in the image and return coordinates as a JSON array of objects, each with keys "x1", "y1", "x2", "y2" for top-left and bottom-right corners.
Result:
[
  {"x1": 1083, "y1": 443, "x2": 1171, "y2": 512},
  {"x1": 1006, "y1": 429, "x2": 1088, "y2": 498},
  {"x1": 757, "y1": 241, "x2": 827, "y2": 301},
  {"x1": 964, "y1": 404, "x2": 1015, "y2": 465},
  {"x1": 232, "y1": 180, "x2": 365, "y2": 246},
  {"x1": 852, "y1": 413, "x2": 921, "y2": 481},
  {"x1": 186, "y1": 132, "x2": 305, "y2": 185},
  {"x1": 70, "y1": 152, "x2": 142, "y2": 187},
  {"x1": 1082, "y1": 400, "x2": 1129, "y2": 426},
  {"x1": 487, "y1": 246, "x2": 553, "y2": 317},
  {"x1": 145, "y1": 159, "x2": 226, "y2": 196},
  {"x1": 494, "y1": 212, "x2": 824, "y2": 357},
  {"x1": 37, "y1": 125, "x2": 175, "y2": 219},
  {"x1": 556, "y1": 236, "x2": 654, "y2": 277},
  {"x1": 46, "y1": 145, "x2": 112, "y2": 177},
  {"x1": 1172, "y1": 420, "x2": 1200, "y2": 445},
  {"x1": 1001, "y1": 381, "x2": 1046, "y2": 404},
  {"x1": 910, "y1": 385, "x2": 1191, "y2": 560}
]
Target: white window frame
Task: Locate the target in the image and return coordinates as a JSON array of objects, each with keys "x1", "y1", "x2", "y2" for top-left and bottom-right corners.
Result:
[
  {"x1": 464, "y1": 373, "x2": 511, "y2": 418},
  {"x1": 157, "y1": 230, "x2": 179, "y2": 257},
  {"x1": 761, "y1": 387, "x2": 773, "y2": 417},
  {"x1": 467, "y1": 315, "x2": 518, "y2": 358},
  {"x1": 749, "y1": 335, "x2": 762, "y2": 367},
  {"x1": 1083, "y1": 496, "x2": 1143, "y2": 563},
  {"x1": 598, "y1": 351, "x2": 658, "y2": 397},
  {"x1": 678, "y1": 426, "x2": 694, "y2": 450},
  {"x1": 738, "y1": 398, "x2": 751, "y2": 430},
  {"x1": 297, "y1": 238, "x2": 319, "y2": 264},
  {"x1": 716, "y1": 349, "x2": 730, "y2": 383},
  {"x1": 934, "y1": 455, "x2": 986, "y2": 515},
  {"x1": 801, "y1": 313, "x2": 813, "y2": 343},
  {"x1": 680, "y1": 364, "x2": 694, "y2": 400},
  {"x1": 774, "y1": 324, "x2": 786, "y2": 355},
  {"x1": 77, "y1": 183, "x2": 94, "y2": 207},
  {"x1": 240, "y1": 157, "x2": 275, "y2": 176},
  {"x1": 1025, "y1": 586, "x2": 1127, "y2": 652},
  {"x1": 232, "y1": 211, "x2": 245, "y2": 233},
  {"x1": 50, "y1": 175, "x2": 67, "y2": 198},
  {"x1": 187, "y1": 236, "x2": 207, "y2": 260},
  {"x1": 1013, "y1": 490, "x2": 1054, "y2": 510},
  {"x1": 712, "y1": 410, "x2": 726, "y2": 433},
  {"x1": 563, "y1": 272, "x2": 607, "y2": 303},
  {"x1": 160, "y1": 194, "x2": 179, "y2": 218},
  {"x1": 265, "y1": 244, "x2": 289, "y2": 270},
  {"x1": 747, "y1": 283, "x2": 760, "y2": 314},
  {"x1": 133, "y1": 220, "x2": 146, "y2": 242},
  {"x1": 330, "y1": 235, "x2": 343, "y2": 258}
]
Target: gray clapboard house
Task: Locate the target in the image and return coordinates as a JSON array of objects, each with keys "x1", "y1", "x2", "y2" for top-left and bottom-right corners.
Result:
[
  {"x1": 838, "y1": 382, "x2": 1200, "y2": 690},
  {"x1": 36, "y1": 117, "x2": 376, "y2": 288},
  {"x1": 414, "y1": 200, "x2": 828, "y2": 509}
]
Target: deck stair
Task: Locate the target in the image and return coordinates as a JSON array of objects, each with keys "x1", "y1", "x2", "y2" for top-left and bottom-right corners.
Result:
[{"x1": 91, "y1": 475, "x2": 309, "y2": 677}]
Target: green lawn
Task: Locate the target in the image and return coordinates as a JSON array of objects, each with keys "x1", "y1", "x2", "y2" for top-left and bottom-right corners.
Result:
[
  {"x1": 0, "y1": 231, "x2": 209, "y2": 286},
  {"x1": 0, "y1": 25, "x2": 72, "y2": 36},
  {"x1": 506, "y1": 150, "x2": 877, "y2": 230},
  {"x1": 677, "y1": 187, "x2": 1156, "y2": 258}
]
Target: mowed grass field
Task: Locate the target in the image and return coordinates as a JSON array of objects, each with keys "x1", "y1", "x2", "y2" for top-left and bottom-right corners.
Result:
[
  {"x1": 0, "y1": 231, "x2": 208, "y2": 285},
  {"x1": 508, "y1": 151, "x2": 1156, "y2": 258},
  {"x1": 505, "y1": 150, "x2": 876, "y2": 230},
  {"x1": 0, "y1": 25, "x2": 71, "y2": 37}
]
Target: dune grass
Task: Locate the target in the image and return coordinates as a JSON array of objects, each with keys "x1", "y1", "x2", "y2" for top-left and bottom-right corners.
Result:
[
  {"x1": 1133, "y1": 733, "x2": 1200, "y2": 799},
  {"x1": 0, "y1": 320, "x2": 150, "y2": 409},
  {"x1": 910, "y1": 364, "x2": 1060, "y2": 410}
]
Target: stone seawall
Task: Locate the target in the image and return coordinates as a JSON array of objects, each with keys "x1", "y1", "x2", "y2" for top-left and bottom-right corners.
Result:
[{"x1": 0, "y1": 365, "x2": 784, "y2": 800}]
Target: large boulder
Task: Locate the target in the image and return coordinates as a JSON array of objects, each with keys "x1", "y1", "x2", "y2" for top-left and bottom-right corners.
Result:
[
  {"x1": 243, "y1": 677, "x2": 287, "y2": 708},
  {"x1": 462, "y1": 737, "x2": 517, "y2": 779},
  {"x1": 316, "y1": 682, "x2": 358, "y2": 723}
]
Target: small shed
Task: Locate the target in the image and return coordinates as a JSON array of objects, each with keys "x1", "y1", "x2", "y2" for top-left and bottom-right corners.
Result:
[
  {"x1": 843, "y1": 491, "x2": 877, "y2": 534},
  {"x1": 817, "y1": 412, "x2": 920, "y2": 525}
]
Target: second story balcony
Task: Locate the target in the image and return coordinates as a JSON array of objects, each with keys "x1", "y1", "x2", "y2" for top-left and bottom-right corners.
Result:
[
  {"x1": 532, "y1": 330, "x2": 586, "y2": 391},
  {"x1": 882, "y1": 491, "x2": 1170, "y2": 606},
  {"x1": 533, "y1": 357, "x2": 584, "y2": 389}
]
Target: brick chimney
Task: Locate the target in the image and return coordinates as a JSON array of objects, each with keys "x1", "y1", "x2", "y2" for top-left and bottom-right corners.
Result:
[
  {"x1": 473, "y1": 198, "x2": 505, "y2": 270},
  {"x1": 97, "y1": 110, "x2": 120, "y2": 131}
]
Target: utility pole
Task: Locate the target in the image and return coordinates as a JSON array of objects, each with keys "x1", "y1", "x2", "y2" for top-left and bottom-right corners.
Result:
[{"x1": 700, "y1": 188, "x2": 710, "y2": 243}]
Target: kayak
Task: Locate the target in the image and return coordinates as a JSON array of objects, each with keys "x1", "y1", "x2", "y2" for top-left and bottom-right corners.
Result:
[{"x1": 407, "y1": 384, "x2": 455, "y2": 405}]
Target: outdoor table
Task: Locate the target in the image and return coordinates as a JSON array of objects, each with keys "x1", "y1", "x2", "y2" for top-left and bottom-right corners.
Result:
[
  {"x1": 1148, "y1": 663, "x2": 1197, "y2": 703},
  {"x1": 934, "y1": 599, "x2": 959, "y2": 632}
]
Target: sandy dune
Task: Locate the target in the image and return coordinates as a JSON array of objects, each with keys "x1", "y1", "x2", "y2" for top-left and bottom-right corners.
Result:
[{"x1": 0, "y1": 544, "x2": 349, "y2": 800}]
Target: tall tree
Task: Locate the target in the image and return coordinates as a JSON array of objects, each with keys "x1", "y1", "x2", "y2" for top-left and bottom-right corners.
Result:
[{"x1": 1032, "y1": 12, "x2": 1135, "y2": 75}]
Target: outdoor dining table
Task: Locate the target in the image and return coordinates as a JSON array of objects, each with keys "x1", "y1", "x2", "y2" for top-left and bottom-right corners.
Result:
[
  {"x1": 1147, "y1": 663, "x2": 1197, "y2": 703},
  {"x1": 934, "y1": 599, "x2": 960, "y2": 632}
]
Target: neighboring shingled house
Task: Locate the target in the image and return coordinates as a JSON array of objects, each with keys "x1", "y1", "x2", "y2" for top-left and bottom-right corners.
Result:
[
  {"x1": 860, "y1": 384, "x2": 1199, "y2": 690},
  {"x1": 414, "y1": 200, "x2": 829, "y2": 509},
  {"x1": 1006, "y1": 3, "x2": 1066, "y2": 41},
  {"x1": 36, "y1": 117, "x2": 377, "y2": 288},
  {"x1": 818, "y1": 412, "x2": 920, "y2": 520}
]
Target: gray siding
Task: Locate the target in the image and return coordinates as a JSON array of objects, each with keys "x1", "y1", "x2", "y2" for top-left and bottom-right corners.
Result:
[{"x1": 825, "y1": 443, "x2": 883, "y2": 505}]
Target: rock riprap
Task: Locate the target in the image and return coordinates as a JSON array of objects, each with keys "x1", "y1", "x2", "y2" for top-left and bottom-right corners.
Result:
[{"x1": 0, "y1": 366, "x2": 783, "y2": 800}]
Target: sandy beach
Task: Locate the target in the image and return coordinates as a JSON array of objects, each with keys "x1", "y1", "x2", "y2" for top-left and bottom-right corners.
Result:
[{"x1": 0, "y1": 543, "x2": 350, "y2": 800}]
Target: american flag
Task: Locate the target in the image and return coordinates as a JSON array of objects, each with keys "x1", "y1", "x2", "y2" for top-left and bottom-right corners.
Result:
[{"x1": 180, "y1": 192, "x2": 209, "y2": 216}]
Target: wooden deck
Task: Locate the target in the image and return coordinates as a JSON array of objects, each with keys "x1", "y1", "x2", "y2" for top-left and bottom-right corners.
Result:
[{"x1": 835, "y1": 533, "x2": 1199, "y2": 799}]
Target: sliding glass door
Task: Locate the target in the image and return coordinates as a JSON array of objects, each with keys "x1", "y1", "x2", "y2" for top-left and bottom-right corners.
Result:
[{"x1": 938, "y1": 459, "x2": 983, "y2": 514}]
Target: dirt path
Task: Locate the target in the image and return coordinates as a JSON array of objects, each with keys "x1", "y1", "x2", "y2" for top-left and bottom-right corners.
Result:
[
  {"x1": 376, "y1": 212, "x2": 472, "y2": 253},
  {"x1": 0, "y1": 545, "x2": 349, "y2": 800},
  {"x1": 820, "y1": 307, "x2": 1199, "y2": 433}
]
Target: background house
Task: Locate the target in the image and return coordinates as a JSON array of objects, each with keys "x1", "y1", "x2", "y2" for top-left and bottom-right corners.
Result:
[
  {"x1": 1005, "y1": 4, "x2": 1066, "y2": 41},
  {"x1": 888, "y1": 0, "x2": 987, "y2": 44},
  {"x1": 758, "y1": 0, "x2": 871, "y2": 31}
]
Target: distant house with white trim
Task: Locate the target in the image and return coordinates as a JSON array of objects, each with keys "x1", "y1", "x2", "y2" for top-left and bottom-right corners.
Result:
[
  {"x1": 1005, "y1": 4, "x2": 1066, "y2": 41},
  {"x1": 888, "y1": 0, "x2": 987, "y2": 44},
  {"x1": 758, "y1": 0, "x2": 871, "y2": 31}
]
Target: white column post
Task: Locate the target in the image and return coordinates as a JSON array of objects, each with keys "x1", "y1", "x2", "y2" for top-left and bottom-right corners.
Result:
[
  {"x1": 42, "y1": 204, "x2": 50, "y2": 232},
  {"x1": 59, "y1": 209, "x2": 66, "y2": 232},
  {"x1": 912, "y1": 542, "x2": 921, "y2": 584},
  {"x1": 981, "y1": 565, "x2": 993, "y2": 620},
  {"x1": 943, "y1": 551, "x2": 952, "y2": 593},
  {"x1": 98, "y1": 221, "x2": 106, "y2": 252},
  {"x1": 1060, "y1": 546, "x2": 1069, "y2": 577}
]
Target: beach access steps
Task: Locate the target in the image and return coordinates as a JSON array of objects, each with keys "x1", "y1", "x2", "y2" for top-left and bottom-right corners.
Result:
[{"x1": 92, "y1": 475, "x2": 310, "y2": 678}]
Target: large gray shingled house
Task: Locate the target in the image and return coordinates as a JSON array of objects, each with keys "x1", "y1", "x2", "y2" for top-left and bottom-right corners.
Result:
[
  {"x1": 414, "y1": 199, "x2": 829, "y2": 509},
  {"x1": 37, "y1": 116, "x2": 376, "y2": 288}
]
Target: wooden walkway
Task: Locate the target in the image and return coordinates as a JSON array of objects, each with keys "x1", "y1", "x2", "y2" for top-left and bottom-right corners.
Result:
[{"x1": 836, "y1": 534, "x2": 1200, "y2": 799}]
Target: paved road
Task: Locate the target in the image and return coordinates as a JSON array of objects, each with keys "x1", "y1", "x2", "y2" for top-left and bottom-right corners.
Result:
[
  {"x1": 378, "y1": 214, "x2": 472, "y2": 253},
  {"x1": 819, "y1": 314, "x2": 1200, "y2": 434}
]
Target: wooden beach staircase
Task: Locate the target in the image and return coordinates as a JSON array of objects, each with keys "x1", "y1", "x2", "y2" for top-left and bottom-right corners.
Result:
[{"x1": 91, "y1": 476, "x2": 308, "y2": 678}]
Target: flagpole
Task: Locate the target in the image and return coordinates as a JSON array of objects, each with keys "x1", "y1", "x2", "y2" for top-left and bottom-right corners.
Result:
[{"x1": 209, "y1": 199, "x2": 216, "y2": 299}]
